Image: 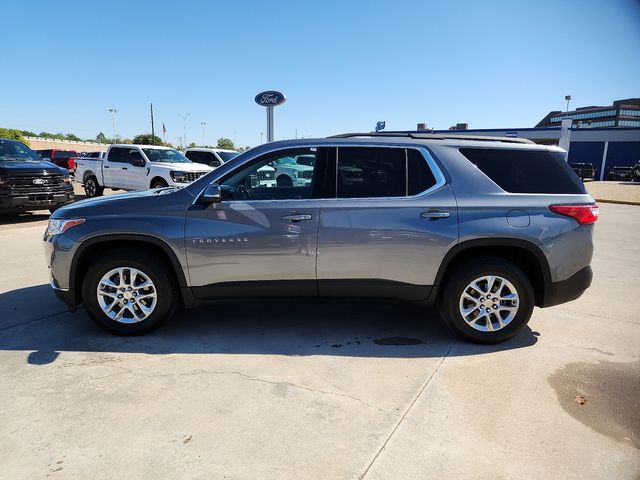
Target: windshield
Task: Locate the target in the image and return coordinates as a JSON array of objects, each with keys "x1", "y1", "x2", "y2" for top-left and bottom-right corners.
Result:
[
  {"x1": 54, "y1": 150, "x2": 77, "y2": 159},
  {"x1": 275, "y1": 157, "x2": 296, "y2": 165},
  {"x1": 142, "y1": 148, "x2": 191, "y2": 163},
  {"x1": 218, "y1": 151, "x2": 239, "y2": 162},
  {"x1": 0, "y1": 140, "x2": 42, "y2": 162}
]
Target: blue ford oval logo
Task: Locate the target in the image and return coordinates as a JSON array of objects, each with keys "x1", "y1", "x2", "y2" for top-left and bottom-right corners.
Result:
[
  {"x1": 255, "y1": 91, "x2": 286, "y2": 107},
  {"x1": 32, "y1": 178, "x2": 46, "y2": 185}
]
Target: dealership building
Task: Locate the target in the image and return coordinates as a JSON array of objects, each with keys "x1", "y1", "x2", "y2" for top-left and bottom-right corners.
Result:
[{"x1": 407, "y1": 98, "x2": 640, "y2": 181}]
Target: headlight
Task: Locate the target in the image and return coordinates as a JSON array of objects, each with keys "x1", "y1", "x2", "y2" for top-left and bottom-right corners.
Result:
[
  {"x1": 170, "y1": 171, "x2": 189, "y2": 183},
  {"x1": 292, "y1": 170, "x2": 299, "y2": 178},
  {"x1": 46, "y1": 218, "x2": 85, "y2": 236},
  {"x1": 63, "y1": 174, "x2": 72, "y2": 185}
]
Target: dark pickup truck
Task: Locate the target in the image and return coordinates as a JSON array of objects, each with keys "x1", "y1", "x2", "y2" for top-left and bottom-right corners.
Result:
[
  {"x1": 569, "y1": 163, "x2": 596, "y2": 181},
  {"x1": 0, "y1": 139, "x2": 75, "y2": 213}
]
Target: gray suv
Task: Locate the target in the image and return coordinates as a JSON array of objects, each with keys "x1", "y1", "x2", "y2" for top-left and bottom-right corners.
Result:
[{"x1": 44, "y1": 133, "x2": 598, "y2": 343}]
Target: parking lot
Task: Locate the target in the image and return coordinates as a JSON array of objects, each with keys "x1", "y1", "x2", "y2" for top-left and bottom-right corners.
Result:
[{"x1": 0, "y1": 201, "x2": 638, "y2": 479}]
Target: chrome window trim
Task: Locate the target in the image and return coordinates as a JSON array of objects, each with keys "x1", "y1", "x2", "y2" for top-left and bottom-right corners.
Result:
[{"x1": 190, "y1": 142, "x2": 447, "y2": 206}]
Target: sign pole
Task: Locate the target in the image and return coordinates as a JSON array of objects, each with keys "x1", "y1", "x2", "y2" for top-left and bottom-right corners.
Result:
[
  {"x1": 255, "y1": 91, "x2": 286, "y2": 143},
  {"x1": 267, "y1": 106, "x2": 274, "y2": 142}
]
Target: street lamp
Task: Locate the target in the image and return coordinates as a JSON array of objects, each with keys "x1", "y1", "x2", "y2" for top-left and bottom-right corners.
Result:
[
  {"x1": 178, "y1": 113, "x2": 190, "y2": 148},
  {"x1": 565, "y1": 95, "x2": 572, "y2": 113},
  {"x1": 108, "y1": 108, "x2": 118, "y2": 143},
  {"x1": 260, "y1": 132, "x2": 264, "y2": 144},
  {"x1": 200, "y1": 121, "x2": 207, "y2": 146}
]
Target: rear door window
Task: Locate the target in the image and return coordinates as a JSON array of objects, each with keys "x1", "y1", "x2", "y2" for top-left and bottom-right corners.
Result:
[
  {"x1": 459, "y1": 148, "x2": 586, "y2": 194},
  {"x1": 335, "y1": 147, "x2": 437, "y2": 198},
  {"x1": 108, "y1": 147, "x2": 127, "y2": 163},
  {"x1": 337, "y1": 147, "x2": 406, "y2": 198}
]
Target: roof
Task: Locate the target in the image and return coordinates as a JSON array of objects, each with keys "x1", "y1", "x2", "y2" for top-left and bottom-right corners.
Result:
[
  {"x1": 330, "y1": 132, "x2": 535, "y2": 144},
  {"x1": 184, "y1": 147, "x2": 239, "y2": 153},
  {"x1": 110, "y1": 144, "x2": 172, "y2": 150}
]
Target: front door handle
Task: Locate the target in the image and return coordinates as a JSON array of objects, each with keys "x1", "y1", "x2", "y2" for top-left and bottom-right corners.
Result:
[
  {"x1": 283, "y1": 214, "x2": 312, "y2": 222},
  {"x1": 122, "y1": 167, "x2": 128, "y2": 170},
  {"x1": 420, "y1": 210, "x2": 450, "y2": 220}
]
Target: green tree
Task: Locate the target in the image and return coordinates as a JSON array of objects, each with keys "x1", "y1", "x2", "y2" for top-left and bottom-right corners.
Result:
[
  {"x1": 96, "y1": 132, "x2": 109, "y2": 143},
  {"x1": 0, "y1": 128, "x2": 28, "y2": 144},
  {"x1": 65, "y1": 133, "x2": 82, "y2": 142},
  {"x1": 20, "y1": 130, "x2": 37, "y2": 137},
  {"x1": 217, "y1": 137, "x2": 235, "y2": 150},
  {"x1": 132, "y1": 134, "x2": 164, "y2": 146}
]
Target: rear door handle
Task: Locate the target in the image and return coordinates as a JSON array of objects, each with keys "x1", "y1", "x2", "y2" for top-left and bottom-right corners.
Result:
[
  {"x1": 420, "y1": 210, "x2": 450, "y2": 220},
  {"x1": 122, "y1": 167, "x2": 128, "y2": 170},
  {"x1": 282, "y1": 214, "x2": 312, "y2": 222},
  {"x1": 104, "y1": 165, "x2": 110, "y2": 168}
]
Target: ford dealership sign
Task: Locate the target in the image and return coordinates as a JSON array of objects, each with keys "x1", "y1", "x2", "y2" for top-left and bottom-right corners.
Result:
[{"x1": 255, "y1": 91, "x2": 286, "y2": 107}]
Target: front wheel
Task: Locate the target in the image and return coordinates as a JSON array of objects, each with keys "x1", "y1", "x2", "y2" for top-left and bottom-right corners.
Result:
[
  {"x1": 84, "y1": 176, "x2": 104, "y2": 197},
  {"x1": 276, "y1": 175, "x2": 293, "y2": 187},
  {"x1": 151, "y1": 178, "x2": 168, "y2": 189},
  {"x1": 82, "y1": 250, "x2": 179, "y2": 335},
  {"x1": 438, "y1": 256, "x2": 534, "y2": 344}
]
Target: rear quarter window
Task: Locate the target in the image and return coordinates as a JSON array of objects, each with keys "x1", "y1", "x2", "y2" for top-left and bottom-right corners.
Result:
[{"x1": 459, "y1": 148, "x2": 586, "y2": 194}]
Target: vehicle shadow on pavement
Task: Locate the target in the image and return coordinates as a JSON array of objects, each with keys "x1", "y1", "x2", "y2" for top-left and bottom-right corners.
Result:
[
  {"x1": 0, "y1": 211, "x2": 50, "y2": 226},
  {"x1": 0, "y1": 285, "x2": 539, "y2": 365}
]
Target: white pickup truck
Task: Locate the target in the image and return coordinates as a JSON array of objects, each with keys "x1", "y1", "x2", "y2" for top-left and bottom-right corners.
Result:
[{"x1": 74, "y1": 144, "x2": 213, "y2": 197}]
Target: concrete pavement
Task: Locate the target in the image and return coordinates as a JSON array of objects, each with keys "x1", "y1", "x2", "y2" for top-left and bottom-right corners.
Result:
[{"x1": 0, "y1": 203, "x2": 638, "y2": 479}]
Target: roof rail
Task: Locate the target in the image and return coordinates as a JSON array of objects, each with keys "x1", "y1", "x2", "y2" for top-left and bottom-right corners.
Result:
[{"x1": 328, "y1": 132, "x2": 535, "y2": 144}]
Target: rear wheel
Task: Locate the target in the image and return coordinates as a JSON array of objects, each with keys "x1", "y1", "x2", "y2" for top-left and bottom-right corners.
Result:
[
  {"x1": 82, "y1": 250, "x2": 179, "y2": 335},
  {"x1": 438, "y1": 256, "x2": 534, "y2": 344},
  {"x1": 84, "y1": 176, "x2": 104, "y2": 197}
]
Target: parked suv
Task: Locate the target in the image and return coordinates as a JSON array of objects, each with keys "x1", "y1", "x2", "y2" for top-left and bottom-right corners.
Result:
[
  {"x1": 44, "y1": 133, "x2": 597, "y2": 343},
  {"x1": 1, "y1": 139, "x2": 75, "y2": 213},
  {"x1": 184, "y1": 148, "x2": 239, "y2": 168},
  {"x1": 185, "y1": 147, "x2": 276, "y2": 188}
]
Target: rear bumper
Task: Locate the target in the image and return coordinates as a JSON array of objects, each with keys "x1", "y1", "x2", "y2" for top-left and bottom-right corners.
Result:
[
  {"x1": 0, "y1": 191, "x2": 75, "y2": 211},
  {"x1": 540, "y1": 266, "x2": 593, "y2": 308}
]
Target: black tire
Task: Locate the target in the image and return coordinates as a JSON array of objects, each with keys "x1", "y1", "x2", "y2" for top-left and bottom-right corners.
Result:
[
  {"x1": 82, "y1": 250, "x2": 179, "y2": 335},
  {"x1": 438, "y1": 256, "x2": 535, "y2": 344},
  {"x1": 151, "y1": 178, "x2": 168, "y2": 189},
  {"x1": 276, "y1": 175, "x2": 293, "y2": 187},
  {"x1": 84, "y1": 176, "x2": 104, "y2": 197}
]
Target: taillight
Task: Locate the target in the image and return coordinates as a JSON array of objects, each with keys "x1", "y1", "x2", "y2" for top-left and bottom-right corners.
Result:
[
  {"x1": 549, "y1": 204, "x2": 599, "y2": 225},
  {"x1": 68, "y1": 157, "x2": 76, "y2": 170}
]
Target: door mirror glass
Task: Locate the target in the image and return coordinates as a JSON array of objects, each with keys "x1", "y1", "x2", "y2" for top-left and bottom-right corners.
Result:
[
  {"x1": 201, "y1": 183, "x2": 222, "y2": 205},
  {"x1": 131, "y1": 158, "x2": 146, "y2": 167}
]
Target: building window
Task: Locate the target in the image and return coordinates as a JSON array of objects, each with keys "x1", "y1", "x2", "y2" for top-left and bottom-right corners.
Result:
[{"x1": 618, "y1": 120, "x2": 640, "y2": 127}]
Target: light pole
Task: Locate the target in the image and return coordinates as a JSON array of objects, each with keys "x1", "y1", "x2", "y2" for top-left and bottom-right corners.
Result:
[
  {"x1": 260, "y1": 132, "x2": 264, "y2": 144},
  {"x1": 178, "y1": 113, "x2": 190, "y2": 148},
  {"x1": 108, "y1": 108, "x2": 118, "y2": 143},
  {"x1": 200, "y1": 121, "x2": 207, "y2": 146},
  {"x1": 565, "y1": 95, "x2": 572, "y2": 114}
]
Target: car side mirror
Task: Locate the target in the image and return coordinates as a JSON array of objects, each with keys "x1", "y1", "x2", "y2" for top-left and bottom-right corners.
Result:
[
  {"x1": 132, "y1": 158, "x2": 146, "y2": 167},
  {"x1": 201, "y1": 183, "x2": 222, "y2": 205}
]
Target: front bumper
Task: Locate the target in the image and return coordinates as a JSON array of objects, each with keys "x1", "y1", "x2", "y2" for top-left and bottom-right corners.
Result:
[
  {"x1": 540, "y1": 266, "x2": 593, "y2": 308},
  {"x1": 50, "y1": 280, "x2": 77, "y2": 309},
  {"x1": 0, "y1": 191, "x2": 75, "y2": 211}
]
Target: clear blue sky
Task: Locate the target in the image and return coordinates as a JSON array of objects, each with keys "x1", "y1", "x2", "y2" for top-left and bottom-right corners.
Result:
[{"x1": 1, "y1": 0, "x2": 639, "y2": 147}]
